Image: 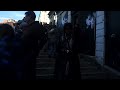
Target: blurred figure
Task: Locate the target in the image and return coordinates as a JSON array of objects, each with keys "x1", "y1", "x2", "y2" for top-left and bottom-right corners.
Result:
[
  {"x1": 73, "y1": 24, "x2": 87, "y2": 54},
  {"x1": 37, "y1": 22, "x2": 48, "y2": 54},
  {"x1": 0, "y1": 24, "x2": 18, "y2": 80},
  {"x1": 55, "y1": 23, "x2": 80, "y2": 80},
  {"x1": 21, "y1": 11, "x2": 45, "y2": 80},
  {"x1": 73, "y1": 24, "x2": 81, "y2": 53},
  {"x1": 19, "y1": 21, "x2": 28, "y2": 30},
  {"x1": 48, "y1": 25, "x2": 57, "y2": 58},
  {"x1": 14, "y1": 20, "x2": 23, "y2": 36},
  {"x1": 110, "y1": 33, "x2": 120, "y2": 68},
  {"x1": 16, "y1": 19, "x2": 28, "y2": 31}
]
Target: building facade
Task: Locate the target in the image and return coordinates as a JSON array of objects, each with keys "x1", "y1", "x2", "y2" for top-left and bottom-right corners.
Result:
[
  {"x1": 1, "y1": 19, "x2": 16, "y2": 23},
  {"x1": 71, "y1": 11, "x2": 96, "y2": 56},
  {"x1": 70, "y1": 11, "x2": 105, "y2": 66},
  {"x1": 0, "y1": 19, "x2": 16, "y2": 28},
  {"x1": 39, "y1": 11, "x2": 50, "y2": 24},
  {"x1": 55, "y1": 11, "x2": 71, "y2": 29},
  {"x1": 48, "y1": 11, "x2": 120, "y2": 73},
  {"x1": 95, "y1": 11, "x2": 105, "y2": 65},
  {"x1": 88, "y1": 11, "x2": 120, "y2": 73},
  {"x1": 48, "y1": 11, "x2": 55, "y2": 25}
]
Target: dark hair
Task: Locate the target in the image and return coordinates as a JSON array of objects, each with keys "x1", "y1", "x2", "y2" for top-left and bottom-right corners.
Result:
[
  {"x1": 17, "y1": 20, "x2": 23, "y2": 25},
  {"x1": 64, "y1": 23, "x2": 73, "y2": 30},
  {"x1": 25, "y1": 11, "x2": 36, "y2": 20},
  {"x1": 0, "y1": 24, "x2": 15, "y2": 39}
]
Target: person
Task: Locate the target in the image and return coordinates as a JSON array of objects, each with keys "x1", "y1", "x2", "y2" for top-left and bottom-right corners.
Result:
[
  {"x1": 86, "y1": 14, "x2": 95, "y2": 56},
  {"x1": 21, "y1": 11, "x2": 46, "y2": 80},
  {"x1": 110, "y1": 33, "x2": 120, "y2": 69},
  {"x1": 48, "y1": 25, "x2": 57, "y2": 58},
  {"x1": 0, "y1": 24, "x2": 19, "y2": 80},
  {"x1": 73, "y1": 24, "x2": 81, "y2": 53},
  {"x1": 14, "y1": 20, "x2": 24, "y2": 36},
  {"x1": 19, "y1": 21, "x2": 28, "y2": 30},
  {"x1": 55, "y1": 23, "x2": 80, "y2": 80},
  {"x1": 37, "y1": 22, "x2": 48, "y2": 54}
]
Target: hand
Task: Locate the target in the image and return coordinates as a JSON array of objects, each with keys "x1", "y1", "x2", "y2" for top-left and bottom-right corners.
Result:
[{"x1": 19, "y1": 22, "x2": 28, "y2": 28}]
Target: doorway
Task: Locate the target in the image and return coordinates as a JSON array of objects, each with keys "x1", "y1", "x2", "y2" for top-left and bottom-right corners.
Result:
[
  {"x1": 105, "y1": 11, "x2": 120, "y2": 71},
  {"x1": 72, "y1": 11, "x2": 96, "y2": 56}
]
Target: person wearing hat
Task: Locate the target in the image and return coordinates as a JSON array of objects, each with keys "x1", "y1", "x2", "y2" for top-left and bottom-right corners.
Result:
[{"x1": 20, "y1": 11, "x2": 46, "y2": 80}]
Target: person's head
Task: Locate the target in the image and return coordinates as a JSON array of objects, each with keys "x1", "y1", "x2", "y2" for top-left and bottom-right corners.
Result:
[
  {"x1": 0, "y1": 24, "x2": 15, "y2": 41},
  {"x1": 24, "y1": 11, "x2": 36, "y2": 24},
  {"x1": 17, "y1": 20, "x2": 23, "y2": 25},
  {"x1": 63, "y1": 23, "x2": 73, "y2": 35}
]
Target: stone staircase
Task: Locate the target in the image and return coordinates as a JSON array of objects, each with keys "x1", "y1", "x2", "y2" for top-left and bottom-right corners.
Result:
[
  {"x1": 36, "y1": 42, "x2": 120, "y2": 80},
  {"x1": 79, "y1": 54, "x2": 120, "y2": 79},
  {"x1": 36, "y1": 43, "x2": 56, "y2": 80}
]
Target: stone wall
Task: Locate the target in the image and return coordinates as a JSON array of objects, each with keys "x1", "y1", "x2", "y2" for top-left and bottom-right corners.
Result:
[{"x1": 95, "y1": 11, "x2": 105, "y2": 65}]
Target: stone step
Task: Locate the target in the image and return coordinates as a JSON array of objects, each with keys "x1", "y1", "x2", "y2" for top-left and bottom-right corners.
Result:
[
  {"x1": 36, "y1": 74, "x2": 55, "y2": 80},
  {"x1": 80, "y1": 69, "x2": 105, "y2": 74},
  {"x1": 80, "y1": 66, "x2": 102, "y2": 70},
  {"x1": 37, "y1": 55, "x2": 49, "y2": 58},
  {"x1": 36, "y1": 62, "x2": 55, "y2": 68},
  {"x1": 36, "y1": 58, "x2": 56, "y2": 63},
  {"x1": 80, "y1": 65, "x2": 100, "y2": 69},
  {"x1": 80, "y1": 61, "x2": 97, "y2": 65},
  {"x1": 40, "y1": 51, "x2": 47, "y2": 53},
  {"x1": 39, "y1": 50, "x2": 46, "y2": 52},
  {"x1": 39, "y1": 52, "x2": 48, "y2": 55},
  {"x1": 81, "y1": 71, "x2": 105, "y2": 74},
  {"x1": 80, "y1": 56, "x2": 98, "y2": 61},
  {"x1": 80, "y1": 63, "x2": 100, "y2": 68},
  {"x1": 81, "y1": 75, "x2": 107, "y2": 79},
  {"x1": 79, "y1": 54, "x2": 96, "y2": 60},
  {"x1": 36, "y1": 67, "x2": 55, "y2": 75},
  {"x1": 36, "y1": 57, "x2": 55, "y2": 60},
  {"x1": 80, "y1": 61, "x2": 98, "y2": 66},
  {"x1": 80, "y1": 59, "x2": 99, "y2": 65},
  {"x1": 36, "y1": 59, "x2": 55, "y2": 63}
]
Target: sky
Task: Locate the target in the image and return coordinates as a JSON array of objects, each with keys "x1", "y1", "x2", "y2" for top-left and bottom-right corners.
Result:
[{"x1": 0, "y1": 11, "x2": 40, "y2": 22}]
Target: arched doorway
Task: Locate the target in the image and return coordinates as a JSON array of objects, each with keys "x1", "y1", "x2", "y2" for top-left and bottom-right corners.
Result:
[{"x1": 72, "y1": 11, "x2": 96, "y2": 56}]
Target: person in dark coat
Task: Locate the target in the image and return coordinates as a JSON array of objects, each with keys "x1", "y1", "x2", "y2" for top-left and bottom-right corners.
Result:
[
  {"x1": 0, "y1": 24, "x2": 21, "y2": 80},
  {"x1": 110, "y1": 33, "x2": 120, "y2": 69},
  {"x1": 55, "y1": 23, "x2": 80, "y2": 80},
  {"x1": 37, "y1": 23, "x2": 48, "y2": 54},
  {"x1": 48, "y1": 25, "x2": 57, "y2": 58},
  {"x1": 21, "y1": 11, "x2": 46, "y2": 80}
]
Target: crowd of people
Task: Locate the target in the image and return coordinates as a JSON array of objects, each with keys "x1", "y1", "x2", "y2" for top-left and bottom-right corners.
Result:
[
  {"x1": 0, "y1": 11, "x2": 47, "y2": 80},
  {"x1": 45, "y1": 23, "x2": 83, "y2": 80},
  {"x1": 0, "y1": 11, "x2": 87, "y2": 80}
]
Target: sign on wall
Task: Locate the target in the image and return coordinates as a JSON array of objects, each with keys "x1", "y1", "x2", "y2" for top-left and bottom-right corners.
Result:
[
  {"x1": 62, "y1": 11, "x2": 68, "y2": 25},
  {"x1": 57, "y1": 15, "x2": 62, "y2": 29},
  {"x1": 57, "y1": 11, "x2": 69, "y2": 29},
  {"x1": 86, "y1": 13, "x2": 95, "y2": 29}
]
